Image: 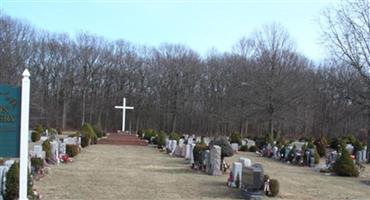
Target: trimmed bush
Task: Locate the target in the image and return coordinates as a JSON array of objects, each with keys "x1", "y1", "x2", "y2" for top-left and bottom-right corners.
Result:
[
  {"x1": 268, "y1": 179, "x2": 279, "y2": 197},
  {"x1": 93, "y1": 123, "x2": 104, "y2": 138},
  {"x1": 277, "y1": 137, "x2": 287, "y2": 148},
  {"x1": 249, "y1": 145, "x2": 257, "y2": 152},
  {"x1": 333, "y1": 148, "x2": 359, "y2": 177},
  {"x1": 307, "y1": 141, "x2": 315, "y2": 149},
  {"x1": 156, "y1": 131, "x2": 166, "y2": 148},
  {"x1": 31, "y1": 157, "x2": 44, "y2": 174},
  {"x1": 34, "y1": 124, "x2": 44, "y2": 135},
  {"x1": 210, "y1": 137, "x2": 234, "y2": 159},
  {"x1": 5, "y1": 162, "x2": 19, "y2": 200},
  {"x1": 31, "y1": 131, "x2": 41, "y2": 142},
  {"x1": 48, "y1": 128, "x2": 58, "y2": 135},
  {"x1": 239, "y1": 145, "x2": 248, "y2": 152},
  {"x1": 143, "y1": 129, "x2": 156, "y2": 141},
  {"x1": 341, "y1": 134, "x2": 356, "y2": 145},
  {"x1": 42, "y1": 139, "x2": 52, "y2": 161},
  {"x1": 81, "y1": 134, "x2": 89, "y2": 147},
  {"x1": 57, "y1": 127, "x2": 63, "y2": 135},
  {"x1": 230, "y1": 132, "x2": 242, "y2": 145},
  {"x1": 137, "y1": 130, "x2": 144, "y2": 139},
  {"x1": 80, "y1": 123, "x2": 97, "y2": 147},
  {"x1": 254, "y1": 137, "x2": 267, "y2": 150},
  {"x1": 353, "y1": 139, "x2": 363, "y2": 154},
  {"x1": 193, "y1": 143, "x2": 208, "y2": 164},
  {"x1": 314, "y1": 136, "x2": 327, "y2": 157},
  {"x1": 264, "y1": 133, "x2": 273, "y2": 145},
  {"x1": 66, "y1": 144, "x2": 79, "y2": 157},
  {"x1": 31, "y1": 124, "x2": 43, "y2": 142},
  {"x1": 4, "y1": 162, "x2": 34, "y2": 200},
  {"x1": 314, "y1": 149, "x2": 320, "y2": 164},
  {"x1": 330, "y1": 137, "x2": 340, "y2": 151},
  {"x1": 169, "y1": 132, "x2": 180, "y2": 143}
]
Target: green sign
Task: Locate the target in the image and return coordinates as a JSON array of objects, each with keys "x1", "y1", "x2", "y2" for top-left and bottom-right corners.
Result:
[{"x1": 0, "y1": 84, "x2": 21, "y2": 157}]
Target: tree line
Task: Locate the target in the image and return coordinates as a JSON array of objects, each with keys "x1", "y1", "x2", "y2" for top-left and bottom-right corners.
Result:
[{"x1": 0, "y1": 0, "x2": 369, "y2": 139}]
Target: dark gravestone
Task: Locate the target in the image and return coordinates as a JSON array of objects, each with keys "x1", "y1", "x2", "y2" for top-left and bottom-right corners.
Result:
[
  {"x1": 241, "y1": 163, "x2": 264, "y2": 200},
  {"x1": 367, "y1": 130, "x2": 370, "y2": 163}
]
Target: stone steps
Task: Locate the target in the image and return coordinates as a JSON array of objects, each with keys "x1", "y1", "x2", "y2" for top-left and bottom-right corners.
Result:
[{"x1": 97, "y1": 133, "x2": 148, "y2": 146}]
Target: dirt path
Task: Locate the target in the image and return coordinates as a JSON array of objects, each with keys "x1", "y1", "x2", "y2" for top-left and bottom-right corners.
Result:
[{"x1": 35, "y1": 145, "x2": 370, "y2": 200}]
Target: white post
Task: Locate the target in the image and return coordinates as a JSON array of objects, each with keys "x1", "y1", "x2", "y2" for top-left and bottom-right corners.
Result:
[{"x1": 19, "y1": 69, "x2": 30, "y2": 200}]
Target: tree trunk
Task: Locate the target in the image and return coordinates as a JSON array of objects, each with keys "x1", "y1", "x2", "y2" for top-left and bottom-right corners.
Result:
[
  {"x1": 81, "y1": 89, "x2": 86, "y2": 125},
  {"x1": 171, "y1": 113, "x2": 177, "y2": 133},
  {"x1": 62, "y1": 99, "x2": 68, "y2": 130}
]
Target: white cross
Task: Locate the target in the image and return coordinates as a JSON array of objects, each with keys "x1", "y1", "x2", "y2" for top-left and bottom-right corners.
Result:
[{"x1": 114, "y1": 98, "x2": 134, "y2": 132}]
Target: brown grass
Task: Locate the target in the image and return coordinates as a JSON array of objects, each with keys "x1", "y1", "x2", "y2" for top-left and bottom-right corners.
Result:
[{"x1": 34, "y1": 145, "x2": 370, "y2": 200}]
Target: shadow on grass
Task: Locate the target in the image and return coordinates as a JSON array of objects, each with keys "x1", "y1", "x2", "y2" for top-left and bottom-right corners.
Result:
[
  {"x1": 147, "y1": 167, "x2": 201, "y2": 175},
  {"x1": 360, "y1": 180, "x2": 370, "y2": 186},
  {"x1": 201, "y1": 181, "x2": 242, "y2": 199},
  {"x1": 147, "y1": 167, "x2": 242, "y2": 198}
]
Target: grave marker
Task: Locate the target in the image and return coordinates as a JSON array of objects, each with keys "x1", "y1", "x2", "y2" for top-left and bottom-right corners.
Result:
[
  {"x1": 209, "y1": 145, "x2": 222, "y2": 176},
  {"x1": 241, "y1": 163, "x2": 264, "y2": 200}
]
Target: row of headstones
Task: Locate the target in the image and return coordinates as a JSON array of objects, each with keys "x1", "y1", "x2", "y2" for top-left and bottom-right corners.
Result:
[
  {"x1": 326, "y1": 144, "x2": 368, "y2": 167},
  {"x1": 345, "y1": 144, "x2": 368, "y2": 163},
  {"x1": 232, "y1": 139, "x2": 257, "y2": 152},
  {"x1": 165, "y1": 135, "x2": 256, "y2": 154},
  {"x1": 0, "y1": 135, "x2": 81, "y2": 198},
  {"x1": 261, "y1": 142, "x2": 318, "y2": 167},
  {"x1": 167, "y1": 139, "x2": 257, "y2": 191},
  {"x1": 261, "y1": 141, "x2": 369, "y2": 167},
  {"x1": 30, "y1": 136, "x2": 81, "y2": 164},
  {"x1": 163, "y1": 136, "x2": 223, "y2": 176}
]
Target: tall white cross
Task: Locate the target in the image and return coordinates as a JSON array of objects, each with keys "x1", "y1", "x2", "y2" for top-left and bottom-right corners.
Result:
[{"x1": 114, "y1": 98, "x2": 134, "y2": 132}]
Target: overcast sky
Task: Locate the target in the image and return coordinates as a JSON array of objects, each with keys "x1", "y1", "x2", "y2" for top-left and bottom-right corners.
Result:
[{"x1": 1, "y1": 0, "x2": 341, "y2": 61}]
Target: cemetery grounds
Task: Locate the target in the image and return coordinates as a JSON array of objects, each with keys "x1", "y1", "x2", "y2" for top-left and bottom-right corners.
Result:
[{"x1": 35, "y1": 144, "x2": 370, "y2": 200}]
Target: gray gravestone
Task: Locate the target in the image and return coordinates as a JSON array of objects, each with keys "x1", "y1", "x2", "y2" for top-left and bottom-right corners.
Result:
[
  {"x1": 310, "y1": 156, "x2": 315, "y2": 167},
  {"x1": 362, "y1": 148, "x2": 367, "y2": 162},
  {"x1": 203, "y1": 150, "x2": 210, "y2": 168},
  {"x1": 241, "y1": 163, "x2": 264, "y2": 200},
  {"x1": 189, "y1": 143, "x2": 196, "y2": 164},
  {"x1": 59, "y1": 142, "x2": 66, "y2": 155},
  {"x1": 209, "y1": 145, "x2": 222, "y2": 176},
  {"x1": 170, "y1": 140, "x2": 177, "y2": 155},
  {"x1": 246, "y1": 139, "x2": 256, "y2": 148},
  {"x1": 185, "y1": 144, "x2": 191, "y2": 160},
  {"x1": 356, "y1": 151, "x2": 362, "y2": 163},
  {"x1": 181, "y1": 145, "x2": 186, "y2": 157},
  {"x1": 231, "y1": 143, "x2": 239, "y2": 152}
]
